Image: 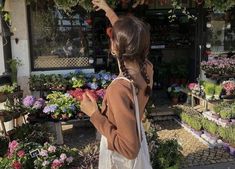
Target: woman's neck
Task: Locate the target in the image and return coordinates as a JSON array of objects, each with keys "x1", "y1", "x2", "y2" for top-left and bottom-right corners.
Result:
[{"x1": 118, "y1": 59, "x2": 140, "y2": 76}]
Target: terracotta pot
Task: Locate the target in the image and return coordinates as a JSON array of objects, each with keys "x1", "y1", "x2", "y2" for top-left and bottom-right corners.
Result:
[{"x1": 0, "y1": 93, "x2": 7, "y2": 103}]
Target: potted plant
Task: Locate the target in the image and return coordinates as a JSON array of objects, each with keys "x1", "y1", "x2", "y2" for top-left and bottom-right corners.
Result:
[
  {"x1": 7, "y1": 58, "x2": 22, "y2": 84},
  {"x1": 168, "y1": 85, "x2": 181, "y2": 105},
  {"x1": 214, "y1": 84, "x2": 222, "y2": 100},
  {"x1": 202, "y1": 118, "x2": 218, "y2": 144},
  {"x1": 222, "y1": 81, "x2": 235, "y2": 101},
  {"x1": 218, "y1": 127, "x2": 230, "y2": 152},
  {"x1": 0, "y1": 83, "x2": 18, "y2": 102},
  {"x1": 226, "y1": 127, "x2": 235, "y2": 156},
  {"x1": 203, "y1": 82, "x2": 215, "y2": 100},
  {"x1": 219, "y1": 107, "x2": 232, "y2": 123},
  {"x1": 43, "y1": 92, "x2": 79, "y2": 121}
]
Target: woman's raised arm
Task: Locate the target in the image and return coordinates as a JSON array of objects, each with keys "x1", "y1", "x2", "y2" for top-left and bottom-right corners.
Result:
[{"x1": 92, "y1": 0, "x2": 119, "y2": 26}]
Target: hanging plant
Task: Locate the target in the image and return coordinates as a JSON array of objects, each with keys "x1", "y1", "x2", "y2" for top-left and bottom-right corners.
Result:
[
  {"x1": 204, "y1": 0, "x2": 235, "y2": 13},
  {"x1": 168, "y1": 0, "x2": 197, "y2": 22}
]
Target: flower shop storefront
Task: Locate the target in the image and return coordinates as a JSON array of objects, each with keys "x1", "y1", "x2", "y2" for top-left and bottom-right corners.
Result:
[{"x1": 0, "y1": 0, "x2": 235, "y2": 168}]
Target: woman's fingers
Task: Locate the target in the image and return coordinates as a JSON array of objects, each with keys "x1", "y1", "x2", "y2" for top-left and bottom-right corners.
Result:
[{"x1": 86, "y1": 92, "x2": 96, "y2": 103}]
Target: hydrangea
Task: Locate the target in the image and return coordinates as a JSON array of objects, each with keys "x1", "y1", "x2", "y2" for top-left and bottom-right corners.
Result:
[
  {"x1": 43, "y1": 105, "x2": 58, "y2": 114},
  {"x1": 66, "y1": 156, "x2": 74, "y2": 164},
  {"x1": 33, "y1": 98, "x2": 45, "y2": 109},
  {"x1": 39, "y1": 149, "x2": 48, "y2": 157},
  {"x1": 48, "y1": 145, "x2": 56, "y2": 153},
  {"x1": 60, "y1": 153, "x2": 67, "y2": 162},
  {"x1": 23, "y1": 96, "x2": 36, "y2": 107},
  {"x1": 42, "y1": 161, "x2": 50, "y2": 167},
  {"x1": 88, "y1": 82, "x2": 99, "y2": 90}
]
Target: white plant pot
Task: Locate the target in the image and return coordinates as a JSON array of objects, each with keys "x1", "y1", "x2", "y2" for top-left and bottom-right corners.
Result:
[
  {"x1": 206, "y1": 95, "x2": 213, "y2": 100},
  {"x1": 4, "y1": 120, "x2": 14, "y2": 132}
]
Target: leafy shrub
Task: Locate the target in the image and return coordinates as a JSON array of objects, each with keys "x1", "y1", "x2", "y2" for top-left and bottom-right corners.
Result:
[
  {"x1": 11, "y1": 123, "x2": 54, "y2": 145},
  {"x1": 77, "y1": 142, "x2": 100, "y2": 169},
  {"x1": 219, "y1": 107, "x2": 233, "y2": 119},
  {"x1": 146, "y1": 124, "x2": 181, "y2": 169},
  {"x1": 203, "y1": 82, "x2": 215, "y2": 96}
]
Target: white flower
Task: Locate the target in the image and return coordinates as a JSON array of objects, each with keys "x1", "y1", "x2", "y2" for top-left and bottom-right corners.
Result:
[
  {"x1": 60, "y1": 153, "x2": 67, "y2": 162},
  {"x1": 39, "y1": 149, "x2": 48, "y2": 157},
  {"x1": 48, "y1": 145, "x2": 56, "y2": 153},
  {"x1": 72, "y1": 77, "x2": 77, "y2": 81},
  {"x1": 42, "y1": 161, "x2": 49, "y2": 166}
]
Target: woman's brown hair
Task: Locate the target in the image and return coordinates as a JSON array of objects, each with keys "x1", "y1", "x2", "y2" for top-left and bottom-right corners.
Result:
[{"x1": 111, "y1": 16, "x2": 151, "y2": 96}]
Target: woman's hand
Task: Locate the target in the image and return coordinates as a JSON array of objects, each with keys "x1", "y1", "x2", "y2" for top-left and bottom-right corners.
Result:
[
  {"x1": 92, "y1": 0, "x2": 110, "y2": 12},
  {"x1": 80, "y1": 92, "x2": 99, "y2": 117}
]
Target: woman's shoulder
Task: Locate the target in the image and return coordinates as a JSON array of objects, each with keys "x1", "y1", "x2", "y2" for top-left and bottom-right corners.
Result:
[{"x1": 106, "y1": 77, "x2": 132, "y2": 95}]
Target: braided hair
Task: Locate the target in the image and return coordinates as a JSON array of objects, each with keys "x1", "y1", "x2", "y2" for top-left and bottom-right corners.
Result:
[{"x1": 112, "y1": 16, "x2": 151, "y2": 96}]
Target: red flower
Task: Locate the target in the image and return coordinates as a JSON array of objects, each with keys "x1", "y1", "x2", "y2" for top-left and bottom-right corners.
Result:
[
  {"x1": 69, "y1": 89, "x2": 85, "y2": 101},
  {"x1": 12, "y1": 161, "x2": 22, "y2": 169},
  {"x1": 84, "y1": 89, "x2": 98, "y2": 101},
  {"x1": 17, "y1": 150, "x2": 25, "y2": 158}
]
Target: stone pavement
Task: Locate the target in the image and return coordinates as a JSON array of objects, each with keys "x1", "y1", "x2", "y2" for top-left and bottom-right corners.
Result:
[{"x1": 156, "y1": 120, "x2": 235, "y2": 169}]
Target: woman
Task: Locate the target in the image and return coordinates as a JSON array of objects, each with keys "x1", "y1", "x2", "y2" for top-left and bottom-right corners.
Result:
[{"x1": 80, "y1": 0, "x2": 154, "y2": 168}]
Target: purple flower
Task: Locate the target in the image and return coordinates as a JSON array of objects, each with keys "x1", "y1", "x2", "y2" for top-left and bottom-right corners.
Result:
[
  {"x1": 111, "y1": 74, "x2": 117, "y2": 80},
  {"x1": 23, "y1": 96, "x2": 36, "y2": 107},
  {"x1": 33, "y1": 98, "x2": 45, "y2": 109},
  {"x1": 43, "y1": 105, "x2": 57, "y2": 114},
  {"x1": 75, "y1": 69, "x2": 82, "y2": 74},
  {"x1": 88, "y1": 82, "x2": 98, "y2": 90},
  {"x1": 69, "y1": 104, "x2": 76, "y2": 111},
  {"x1": 102, "y1": 73, "x2": 111, "y2": 81},
  {"x1": 96, "y1": 89, "x2": 106, "y2": 99}
]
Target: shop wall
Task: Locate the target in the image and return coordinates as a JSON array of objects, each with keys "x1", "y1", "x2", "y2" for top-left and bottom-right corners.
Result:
[
  {"x1": 0, "y1": 20, "x2": 5, "y2": 75},
  {"x1": 9, "y1": 0, "x2": 31, "y2": 95}
]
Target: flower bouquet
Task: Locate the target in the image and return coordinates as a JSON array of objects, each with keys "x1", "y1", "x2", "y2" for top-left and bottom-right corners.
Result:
[{"x1": 43, "y1": 92, "x2": 79, "y2": 121}]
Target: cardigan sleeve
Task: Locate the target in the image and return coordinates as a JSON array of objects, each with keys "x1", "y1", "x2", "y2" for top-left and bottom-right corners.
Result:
[{"x1": 90, "y1": 80, "x2": 140, "y2": 159}]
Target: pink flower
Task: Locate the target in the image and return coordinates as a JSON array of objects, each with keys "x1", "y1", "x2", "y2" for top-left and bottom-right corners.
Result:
[
  {"x1": 66, "y1": 156, "x2": 74, "y2": 164},
  {"x1": 60, "y1": 153, "x2": 67, "y2": 162},
  {"x1": 9, "y1": 140, "x2": 19, "y2": 153},
  {"x1": 17, "y1": 150, "x2": 25, "y2": 158},
  {"x1": 12, "y1": 161, "x2": 22, "y2": 169},
  {"x1": 51, "y1": 159, "x2": 63, "y2": 169},
  {"x1": 48, "y1": 145, "x2": 56, "y2": 153}
]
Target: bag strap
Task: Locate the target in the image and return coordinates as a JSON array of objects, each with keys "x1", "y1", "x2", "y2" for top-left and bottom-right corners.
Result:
[{"x1": 111, "y1": 77, "x2": 142, "y2": 143}]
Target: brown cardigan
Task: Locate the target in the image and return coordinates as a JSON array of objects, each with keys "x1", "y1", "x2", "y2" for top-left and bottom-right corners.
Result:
[{"x1": 90, "y1": 61, "x2": 153, "y2": 159}]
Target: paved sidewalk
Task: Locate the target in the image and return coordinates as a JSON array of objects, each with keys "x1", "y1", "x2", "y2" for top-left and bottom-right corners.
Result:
[
  {"x1": 156, "y1": 120, "x2": 235, "y2": 169},
  {"x1": 184, "y1": 161, "x2": 235, "y2": 169}
]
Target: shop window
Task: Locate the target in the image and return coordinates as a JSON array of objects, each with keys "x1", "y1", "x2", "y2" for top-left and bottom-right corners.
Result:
[
  {"x1": 206, "y1": 9, "x2": 235, "y2": 53},
  {"x1": 28, "y1": 3, "x2": 93, "y2": 70}
]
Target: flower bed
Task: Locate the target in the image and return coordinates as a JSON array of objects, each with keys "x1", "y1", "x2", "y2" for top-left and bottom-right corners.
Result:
[
  {"x1": 201, "y1": 58, "x2": 235, "y2": 78},
  {"x1": 29, "y1": 71, "x2": 116, "y2": 91},
  {"x1": 174, "y1": 105, "x2": 235, "y2": 156},
  {"x1": 0, "y1": 140, "x2": 77, "y2": 169}
]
